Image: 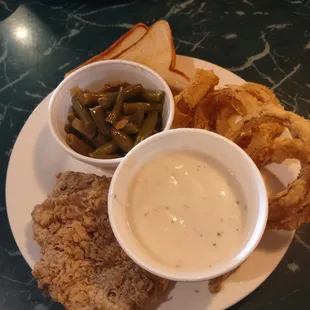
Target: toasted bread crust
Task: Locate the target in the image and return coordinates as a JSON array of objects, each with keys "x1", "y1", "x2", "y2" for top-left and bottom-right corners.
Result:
[
  {"x1": 65, "y1": 23, "x2": 148, "y2": 77},
  {"x1": 114, "y1": 20, "x2": 190, "y2": 89},
  {"x1": 65, "y1": 21, "x2": 190, "y2": 91},
  {"x1": 165, "y1": 22, "x2": 190, "y2": 83}
]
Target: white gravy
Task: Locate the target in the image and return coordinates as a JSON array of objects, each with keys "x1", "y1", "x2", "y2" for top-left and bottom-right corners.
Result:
[{"x1": 127, "y1": 151, "x2": 246, "y2": 270}]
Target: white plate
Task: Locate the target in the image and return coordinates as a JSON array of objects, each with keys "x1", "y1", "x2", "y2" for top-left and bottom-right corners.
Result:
[{"x1": 6, "y1": 56, "x2": 297, "y2": 310}]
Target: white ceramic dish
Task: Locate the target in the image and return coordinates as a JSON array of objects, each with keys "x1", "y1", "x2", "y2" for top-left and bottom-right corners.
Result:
[
  {"x1": 48, "y1": 60, "x2": 175, "y2": 170},
  {"x1": 109, "y1": 128, "x2": 268, "y2": 282},
  {"x1": 6, "y1": 56, "x2": 298, "y2": 310}
]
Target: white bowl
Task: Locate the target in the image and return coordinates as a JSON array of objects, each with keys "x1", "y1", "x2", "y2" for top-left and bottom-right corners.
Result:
[
  {"x1": 108, "y1": 128, "x2": 268, "y2": 281},
  {"x1": 48, "y1": 60, "x2": 175, "y2": 169}
]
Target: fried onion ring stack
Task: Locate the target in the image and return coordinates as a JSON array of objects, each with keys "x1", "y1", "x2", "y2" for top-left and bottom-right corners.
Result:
[{"x1": 172, "y1": 70, "x2": 310, "y2": 293}]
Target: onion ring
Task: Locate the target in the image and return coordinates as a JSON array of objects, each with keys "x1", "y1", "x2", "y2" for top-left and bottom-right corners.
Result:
[
  {"x1": 201, "y1": 88, "x2": 248, "y2": 131},
  {"x1": 172, "y1": 71, "x2": 310, "y2": 291},
  {"x1": 225, "y1": 107, "x2": 310, "y2": 146},
  {"x1": 268, "y1": 165, "x2": 310, "y2": 230},
  {"x1": 227, "y1": 82, "x2": 282, "y2": 108},
  {"x1": 225, "y1": 110, "x2": 310, "y2": 230}
]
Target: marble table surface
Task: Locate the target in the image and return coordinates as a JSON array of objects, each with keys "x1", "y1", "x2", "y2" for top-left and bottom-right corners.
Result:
[{"x1": 1, "y1": 0, "x2": 310, "y2": 309}]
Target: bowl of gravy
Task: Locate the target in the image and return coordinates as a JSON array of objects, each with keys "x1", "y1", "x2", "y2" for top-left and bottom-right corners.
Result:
[{"x1": 108, "y1": 128, "x2": 268, "y2": 281}]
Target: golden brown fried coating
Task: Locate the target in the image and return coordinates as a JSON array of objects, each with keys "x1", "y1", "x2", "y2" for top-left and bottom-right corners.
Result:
[
  {"x1": 32, "y1": 172, "x2": 169, "y2": 310},
  {"x1": 191, "y1": 103, "x2": 209, "y2": 129},
  {"x1": 201, "y1": 88, "x2": 248, "y2": 132},
  {"x1": 172, "y1": 69, "x2": 219, "y2": 128},
  {"x1": 268, "y1": 165, "x2": 310, "y2": 230},
  {"x1": 225, "y1": 107, "x2": 310, "y2": 146},
  {"x1": 245, "y1": 123, "x2": 284, "y2": 156},
  {"x1": 251, "y1": 139, "x2": 308, "y2": 168},
  {"x1": 172, "y1": 105, "x2": 193, "y2": 128},
  {"x1": 225, "y1": 109, "x2": 310, "y2": 231},
  {"x1": 208, "y1": 268, "x2": 239, "y2": 294},
  {"x1": 227, "y1": 82, "x2": 282, "y2": 108}
]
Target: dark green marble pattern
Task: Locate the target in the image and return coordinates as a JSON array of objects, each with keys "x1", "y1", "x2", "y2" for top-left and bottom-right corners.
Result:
[{"x1": 1, "y1": 0, "x2": 310, "y2": 309}]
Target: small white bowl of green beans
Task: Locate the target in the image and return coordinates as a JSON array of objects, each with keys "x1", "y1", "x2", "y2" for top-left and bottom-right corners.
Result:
[{"x1": 48, "y1": 60, "x2": 175, "y2": 170}]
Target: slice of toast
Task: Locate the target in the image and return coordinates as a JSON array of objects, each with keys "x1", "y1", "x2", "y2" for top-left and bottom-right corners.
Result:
[
  {"x1": 65, "y1": 23, "x2": 148, "y2": 77},
  {"x1": 115, "y1": 20, "x2": 190, "y2": 91}
]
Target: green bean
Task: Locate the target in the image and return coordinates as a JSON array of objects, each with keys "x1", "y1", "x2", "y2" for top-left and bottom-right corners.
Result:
[
  {"x1": 66, "y1": 134, "x2": 93, "y2": 156},
  {"x1": 140, "y1": 89, "x2": 165, "y2": 103},
  {"x1": 118, "y1": 112, "x2": 125, "y2": 120},
  {"x1": 70, "y1": 87, "x2": 101, "y2": 107},
  {"x1": 64, "y1": 123, "x2": 83, "y2": 138},
  {"x1": 90, "y1": 106, "x2": 111, "y2": 137},
  {"x1": 134, "y1": 111, "x2": 158, "y2": 146},
  {"x1": 123, "y1": 84, "x2": 143, "y2": 100},
  {"x1": 103, "y1": 83, "x2": 129, "y2": 93},
  {"x1": 89, "y1": 140, "x2": 118, "y2": 157},
  {"x1": 70, "y1": 86, "x2": 83, "y2": 97},
  {"x1": 68, "y1": 83, "x2": 165, "y2": 159},
  {"x1": 67, "y1": 112, "x2": 76, "y2": 124},
  {"x1": 156, "y1": 117, "x2": 163, "y2": 131},
  {"x1": 123, "y1": 122, "x2": 139, "y2": 135},
  {"x1": 123, "y1": 102, "x2": 163, "y2": 115},
  {"x1": 98, "y1": 93, "x2": 118, "y2": 109},
  {"x1": 88, "y1": 153, "x2": 121, "y2": 159},
  {"x1": 124, "y1": 108, "x2": 144, "y2": 126},
  {"x1": 71, "y1": 108, "x2": 78, "y2": 117},
  {"x1": 83, "y1": 92, "x2": 102, "y2": 106},
  {"x1": 111, "y1": 128, "x2": 134, "y2": 153},
  {"x1": 72, "y1": 95, "x2": 93, "y2": 122},
  {"x1": 103, "y1": 85, "x2": 121, "y2": 93},
  {"x1": 114, "y1": 118, "x2": 129, "y2": 130},
  {"x1": 64, "y1": 123, "x2": 72, "y2": 134},
  {"x1": 92, "y1": 133, "x2": 108, "y2": 147},
  {"x1": 95, "y1": 84, "x2": 143, "y2": 109},
  {"x1": 71, "y1": 86, "x2": 94, "y2": 108},
  {"x1": 106, "y1": 87, "x2": 125, "y2": 125},
  {"x1": 105, "y1": 109, "x2": 111, "y2": 117},
  {"x1": 114, "y1": 117, "x2": 139, "y2": 134},
  {"x1": 88, "y1": 83, "x2": 131, "y2": 108},
  {"x1": 72, "y1": 118, "x2": 96, "y2": 141}
]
